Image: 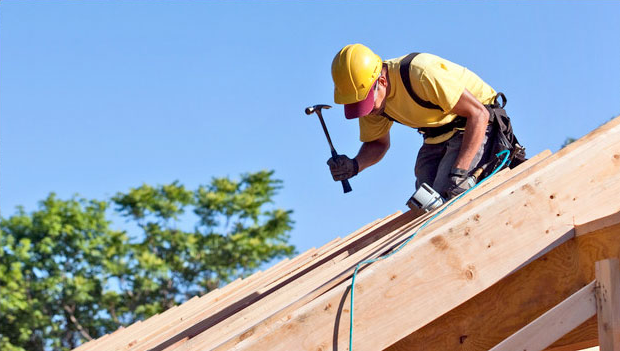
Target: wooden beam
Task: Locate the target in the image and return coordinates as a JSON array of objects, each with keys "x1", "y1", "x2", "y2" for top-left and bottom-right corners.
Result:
[
  {"x1": 186, "y1": 211, "x2": 430, "y2": 349},
  {"x1": 547, "y1": 322, "x2": 599, "y2": 351},
  {"x1": 81, "y1": 274, "x2": 243, "y2": 351},
  {"x1": 138, "y1": 211, "x2": 413, "y2": 351},
  {"x1": 111, "y1": 273, "x2": 255, "y2": 351},
  {"x1": 131, "y1": 215, "x2": 398, "y2": 351},
  {"x1": 489, "y1": 281, "x2": 597, "y2": 351},
  {"x1": 545, "y1": 339, "x2": 598, "y2": 351},
  {"x1": 82, "y1": 220, "x2": 361, "y2": 350},
  {"x1": 577, "y1": 212, "x2": 620, "y2": 237},
  {"x1": 386, "y1": 220, "x2": 620, "y2": 351},
  {"x1": 462, "y1": 149, "x2": 552, "y2": 205},
  {"x1": 232, "y1": 116, "x2": 620, "y2": 351},
  {"x1": 595, "y1": 259, "x2": 620, "y2": 350}
]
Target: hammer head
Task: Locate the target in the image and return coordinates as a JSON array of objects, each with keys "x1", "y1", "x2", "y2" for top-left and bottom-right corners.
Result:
[{"x1": 305, "y1": 104, "x2": 332, "y2": 115}]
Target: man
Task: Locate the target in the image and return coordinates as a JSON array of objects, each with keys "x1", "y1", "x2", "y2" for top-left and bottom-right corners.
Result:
[{"x1": 327, "y1": 43, "x2": 523, "y2": 200}]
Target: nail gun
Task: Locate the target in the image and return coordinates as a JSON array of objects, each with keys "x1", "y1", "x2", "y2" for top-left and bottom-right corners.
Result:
[{"x1": 406, "y1": 167, "x2": 483, "y2": 212}]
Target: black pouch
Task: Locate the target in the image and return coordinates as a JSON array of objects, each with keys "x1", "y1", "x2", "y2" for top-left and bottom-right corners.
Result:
[{"x1": 483, "y1": 93, "x2": 527, "y2": 174}]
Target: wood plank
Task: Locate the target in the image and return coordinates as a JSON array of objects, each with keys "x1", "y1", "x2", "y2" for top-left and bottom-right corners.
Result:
[
  {"x1": 231, "y1": 116, "x2": 620, "y2": 351},
  {"x1": 546, "y1": 339, "x2": 599, "y2": 351},
  {"x1": 116, "y1": 309, "x2": 181, "y2": 350},
  {"x1": 124, "y1": 262, "x2": 280, "y2": 350},
  {"x1": 595, "y1": 259, "x2": 620, "y2": 350},
  {"x1": 131, "y1": 245, "x2": 338, "y2": 351},
  {"x1": 125, "y1": 231, "x2": 364, "y2": 351},
  {"x1": 547, "y1": 319, "x2": 599, "y2": 351},
  {"x1": 78, "y1": 214, "x2": 400, "y2": 350},
  {"x1": 87, "y1": 277, "x2": 241, "y2": 351},
  {"x1": 74, "y1": 332, "x2": 111, "y2": 351},
  {"x1": 256, "y1": 214, "x2": 402, "y2": 295},
  {"x1": 250, "y1": 216, "x2": 399, "y2": 302},
  {"x1": 156, "y1": 210, "x2": 425, "y2": 350},
  {"x1": 490, "y1": 281, "x2": 597, "y2": 351},
  {"x1": 207, "y1": 211, "x2": 433, "y2": 350},
  {"x1": 257, "y1": 257, "x2": 291, "y2": 286},
  {"x1": 190, "y1": 212, "x2": 432, "y2": 349},
  {"x1": 251, "y1": 214, "x2": 398, "y2": 299},
  {"x1": 387, "y1": 221, "x2": 620, "y2": 351},
  {"x1": 577, "y1": 212, "x2": 620, "y2": 237},
  {"x1": 461, "y1": 149, "x2": 552, "y2": 206},
  {"x1": 450, "y1": 149, "x2": 553, "y2": 227},
  {"x1": 136, "y1": 211, "x2": 407, "y2": 351},
  {"x1": 115, "y1": 276, "x2": 248, "y2": 351},
  {"x1": 83, "y1": 254, "x2": 295, "y2": 350}
]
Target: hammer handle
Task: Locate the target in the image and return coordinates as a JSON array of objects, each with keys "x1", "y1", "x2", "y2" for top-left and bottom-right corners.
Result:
[
  {"x1": 309, "y1": 106, "x2": 352, "y2": 194},
  {"x1": 331, "y1": 150, "x2": 353, "y2": 193},
  {"x1": 341, "y1": 179, "x2": 352, "y2": 193}
]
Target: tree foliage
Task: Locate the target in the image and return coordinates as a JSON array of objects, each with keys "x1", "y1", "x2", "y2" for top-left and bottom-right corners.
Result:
[
  {"x1": 561, "y1": 137, "x2": 577, "y2": 149},
  {"x1": 0, "y1": 170, "x2": 295, "y2": 351}
]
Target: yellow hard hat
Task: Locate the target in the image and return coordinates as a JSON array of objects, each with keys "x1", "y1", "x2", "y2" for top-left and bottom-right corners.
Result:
[{"x1": 331, "y1": 44, "x2": 382, "y2": 105}]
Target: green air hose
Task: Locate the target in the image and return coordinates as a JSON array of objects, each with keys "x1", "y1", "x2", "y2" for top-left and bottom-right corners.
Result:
[{"x1": 348, "y1": 150, "x2": 511, "y2": 351}]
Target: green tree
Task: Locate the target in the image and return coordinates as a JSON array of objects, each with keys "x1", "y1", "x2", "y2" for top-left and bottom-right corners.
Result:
[
  {"x1": 0, "y1": 195, "x2": 126, "y2": 350},
  {"x1": 0, "y1": 170, "x2": 295, "y2": 351},
  {"x1": 561, "y1": 137, "x2": 577, "y2": 149}
]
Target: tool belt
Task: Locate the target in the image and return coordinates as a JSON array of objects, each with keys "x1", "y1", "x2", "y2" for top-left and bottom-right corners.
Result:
[
  {"x1": 421, "y1": 93, "x2": 527, "y2": 172},
  {"x1": 418, "y1": 117, "x2": 467, "y2": 138},
  {"x1": 483, "y1": 92, "x2": 527, "y2": 169}
]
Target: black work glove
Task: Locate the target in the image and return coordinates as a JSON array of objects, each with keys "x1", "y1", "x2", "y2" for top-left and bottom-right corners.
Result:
[
  {"x1": 443, "y1": 168, "x2": 474, "y2": 199},
  {"x1": 326, "y1": 155, "x2": 359, "y2": 181}
]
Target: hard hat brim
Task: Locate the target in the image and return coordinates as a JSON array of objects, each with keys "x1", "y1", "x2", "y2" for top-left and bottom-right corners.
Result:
[{"x1": 344, "y1": 81, "x2": 376, "y2": 119}]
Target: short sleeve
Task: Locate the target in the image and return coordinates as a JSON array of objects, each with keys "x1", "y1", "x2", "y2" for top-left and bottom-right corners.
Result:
[
  {"x1": 419, "y1": 60, "x2": 467, "y2": 113},
  {"x1": 359, "y1": 114, "x2": 393, "y2": 142}
]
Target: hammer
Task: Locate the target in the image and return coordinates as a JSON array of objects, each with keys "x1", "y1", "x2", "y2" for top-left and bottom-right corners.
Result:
[{"x1": 305, "y1": 104, "x2": 352, "y2": 193}]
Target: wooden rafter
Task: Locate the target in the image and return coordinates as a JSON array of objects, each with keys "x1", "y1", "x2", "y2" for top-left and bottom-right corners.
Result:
[
  {"x1": 595, "y1": 259, "x2": 620, "y2": 350},
  {"x1": 387, "y1": 218, "x2": 620, "y2": 351},
  {"x1": 489, "y1": 259, "x2": 620, "y2": 351},
  {"x1": 489, "y1": 281, "x2": 597, "y2": 351}
]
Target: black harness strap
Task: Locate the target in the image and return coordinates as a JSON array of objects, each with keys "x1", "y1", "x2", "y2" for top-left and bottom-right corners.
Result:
[
  {"x1": 381, "y1": 112, "x2": 401, "y2": 124},
  {"x1": 419, "y1": 117, "x2": 468, "y2": 138},
  {"x1": 399, "y1": 53, "x2": 443, "y2": 111},
  {"x1": 387, "y1": 52, "x2": 465, "y2": 138},
  {"x1": 388, "y1": 53, "x2": 511, "y2": 142}
]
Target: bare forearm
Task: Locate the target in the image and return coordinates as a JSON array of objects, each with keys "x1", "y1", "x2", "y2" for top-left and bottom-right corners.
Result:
[
  {"x1": 354, "y1": 136, "x2": 390, "y2": 172},
  {"x1": 453, "y1": 107, "x2": 489, "y2": 170}
]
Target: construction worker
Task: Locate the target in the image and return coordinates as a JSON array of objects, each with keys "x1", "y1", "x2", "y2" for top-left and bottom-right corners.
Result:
[{"x1": 327, "y1": 43, "x2": 524, "y2": 200}]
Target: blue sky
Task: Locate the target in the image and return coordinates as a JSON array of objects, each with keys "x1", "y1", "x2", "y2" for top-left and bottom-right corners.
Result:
[{"x1": 2, "y1": 1, "x2": 619, "y2": 261}]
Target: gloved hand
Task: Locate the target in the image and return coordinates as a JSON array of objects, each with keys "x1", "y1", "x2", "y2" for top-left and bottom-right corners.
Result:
[
  {"x1": 327, "y1": 155, "x2": 359, "y2": 181},
  {"x1": 443, "y1": 168, "x2": 475, "y2": 199}
]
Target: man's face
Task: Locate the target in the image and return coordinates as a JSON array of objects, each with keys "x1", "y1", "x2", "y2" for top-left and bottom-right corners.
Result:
[{"x1": 370, "y1": 76, "x2": 387, "y2": 115}]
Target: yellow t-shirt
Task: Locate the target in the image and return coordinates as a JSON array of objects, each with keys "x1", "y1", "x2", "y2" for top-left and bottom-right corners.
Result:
[{"x1": 359, "y1": 53, "x2": 497, "y2": 144}]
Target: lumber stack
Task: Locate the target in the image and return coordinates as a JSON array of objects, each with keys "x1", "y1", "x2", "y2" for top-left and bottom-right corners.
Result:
[{"x1": 75, "y1": 115, "x2": 620, "y2": 351}]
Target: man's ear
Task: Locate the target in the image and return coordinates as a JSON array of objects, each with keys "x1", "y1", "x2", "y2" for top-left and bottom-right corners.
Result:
[{"x1": 378, "y1": 65, "x2": 389, "y2": 87}]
